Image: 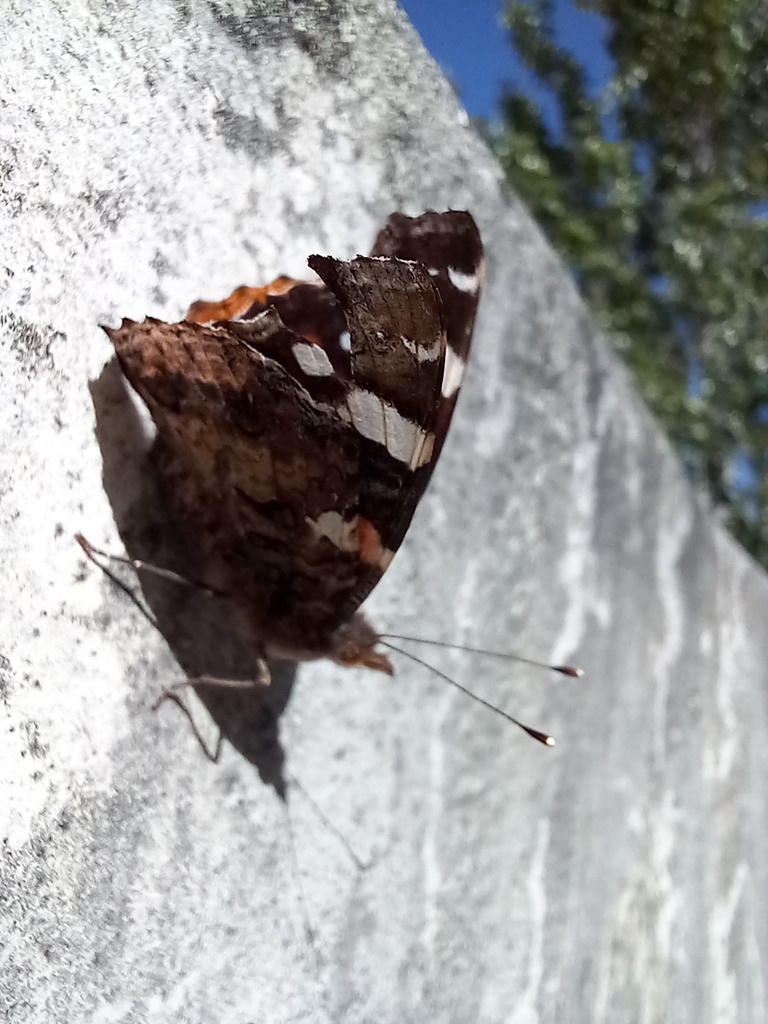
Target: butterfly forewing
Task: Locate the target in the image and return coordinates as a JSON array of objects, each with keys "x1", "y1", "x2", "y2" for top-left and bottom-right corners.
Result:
[{"x1": 371, "y1": 210, "x2": 484, "y2": 457}]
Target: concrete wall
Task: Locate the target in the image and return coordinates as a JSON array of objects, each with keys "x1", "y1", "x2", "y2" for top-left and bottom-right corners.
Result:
[{"x1": 2, "y1": 2, "x2": 767, "y2": 1022}]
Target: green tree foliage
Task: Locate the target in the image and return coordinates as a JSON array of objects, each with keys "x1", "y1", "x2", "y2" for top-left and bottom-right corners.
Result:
[{"x1": 491, "y1": 0, "x2": 768, "y2": 562}]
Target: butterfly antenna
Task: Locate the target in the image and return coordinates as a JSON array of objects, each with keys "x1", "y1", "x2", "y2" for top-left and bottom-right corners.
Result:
[
  {"x1": 379, "y1": 639, "x2": 556, "y2": 746},
  {"x1": 380, "y1": 633, "x2": 583, "y2": 678}
]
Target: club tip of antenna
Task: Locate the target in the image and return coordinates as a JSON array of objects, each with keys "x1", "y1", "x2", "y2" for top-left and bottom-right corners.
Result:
[
  {"x1": 553, "y1": 664, "x2": 584, "y2": 678},
  {"x1": 523, "y1": 725, "x2": 556, "y2": 746}
]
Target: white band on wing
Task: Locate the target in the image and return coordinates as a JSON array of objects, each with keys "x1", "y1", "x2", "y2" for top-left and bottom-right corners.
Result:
[{"x1": 347, "y1": 388, "x2": 435, "y2": 468}]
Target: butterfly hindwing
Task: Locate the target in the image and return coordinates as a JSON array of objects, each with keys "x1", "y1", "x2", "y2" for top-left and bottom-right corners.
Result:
[{"x1": 107, "y1": 311, "x2": 367, "y2": 659}]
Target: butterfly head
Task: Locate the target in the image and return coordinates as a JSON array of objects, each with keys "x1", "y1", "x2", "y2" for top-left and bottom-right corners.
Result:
[{"x1": 330, "y1": 614, "x2": 393, "y2": 675}]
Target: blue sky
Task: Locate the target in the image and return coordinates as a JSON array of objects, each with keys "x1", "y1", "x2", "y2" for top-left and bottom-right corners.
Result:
[{"x1": 400, "y1": 0, "x2": 612, "y2": 123}]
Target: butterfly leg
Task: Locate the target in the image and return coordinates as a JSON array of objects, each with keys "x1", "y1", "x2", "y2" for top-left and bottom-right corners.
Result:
[
  {"x1": 151, "y1": 655, "x2": 272, "y2": 710},
  {"x1": 75, "y1": 533, "x2": 225, "y2": 597},
  {"x1": 254, "y1": 655, "x2": 271, "y2": 687},
  {"x1": 151, "y1": 658, "x2": 271, "y2": 761},
  {"x1": 153, "y1": 690, "x2": 225, "y2": 763}
]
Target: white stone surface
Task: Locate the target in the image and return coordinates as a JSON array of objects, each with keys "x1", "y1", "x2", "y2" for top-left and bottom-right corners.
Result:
[{"x1": 2, "y1": 2, "x2": 767, "y2": 1023}]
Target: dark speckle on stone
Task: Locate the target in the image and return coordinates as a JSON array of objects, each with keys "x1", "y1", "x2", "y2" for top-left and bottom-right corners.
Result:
[
  {"x1": 0, "y1": 311, "x2": 57, "y2": 373},
  {"x1": 150, "y1": 250, "x2": 176, "y2": 279},
  {"x1": 212, "y1": 102, "x2": 290, "y2": 159},
  {"x1": 210, "y1": 0, "x2": 351, "y2": 78},
  {"x1": 79, "y1": 185, "x2": 129, "y2": 231}
]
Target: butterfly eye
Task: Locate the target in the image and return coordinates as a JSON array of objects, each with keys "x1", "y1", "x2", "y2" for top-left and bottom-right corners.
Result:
[
  {"x1": 334, "y1": 641, "x2": 360, "y2": 667},
  {"x1": 330, "y1": 637, "x2": 393, "y2": 676}
]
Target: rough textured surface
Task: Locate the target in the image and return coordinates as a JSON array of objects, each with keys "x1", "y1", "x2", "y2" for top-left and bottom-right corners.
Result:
[{"x1": 2, "y1": 2, "x2": 767, "y2": 1023}]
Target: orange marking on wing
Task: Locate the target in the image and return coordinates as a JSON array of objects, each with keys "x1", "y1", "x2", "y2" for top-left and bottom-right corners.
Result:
[
  {"x1": 357, "y1": 516, "x2": 384, "y2": 567},
  {"x1": 185, "y1": 276, "x2": 299, "y2": 323},
  {"x1": 298, "y1": 331, "x2": 323, "y2": 347}
]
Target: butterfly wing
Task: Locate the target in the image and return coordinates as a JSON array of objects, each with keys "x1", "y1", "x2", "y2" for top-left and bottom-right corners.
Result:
[
  {"x1": 314, "y1": 210, "x2": 484, "y2": 605},
  {"x1": 108, "y1": 308, "x2": 368, "y2": 659},
  {"x1": 370, "y1": 210, "x2": 484, "y2": 459}
]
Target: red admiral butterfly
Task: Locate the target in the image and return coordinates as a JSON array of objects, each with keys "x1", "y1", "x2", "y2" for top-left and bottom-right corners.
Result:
[{"x1": 102, "y1": 211, "x2": 483, "y2": 674}]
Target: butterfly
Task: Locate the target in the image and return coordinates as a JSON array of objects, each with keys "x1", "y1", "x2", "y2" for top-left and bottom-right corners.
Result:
[{"x1": 102, "y1": 210, "x2": 483, "y2": 684}]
